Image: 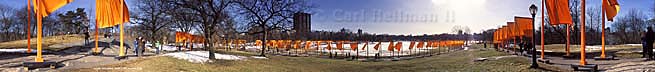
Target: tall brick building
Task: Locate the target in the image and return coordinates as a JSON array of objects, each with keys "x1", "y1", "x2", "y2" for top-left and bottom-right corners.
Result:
[{"x1": 293, "y1": 12, "x2": 311, "y2": 39}]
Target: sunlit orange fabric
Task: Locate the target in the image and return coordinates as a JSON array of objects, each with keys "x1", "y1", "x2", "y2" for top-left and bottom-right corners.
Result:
[
  {"x1": 373, "y1": 42, "x2": 381, "y2": 50},
  {"x1": 315, "y1": 41, "x2": 321, "y2": 49},
  {"x1": 326, "y1": 41, "x2": 332, "y2": 50},
  {"x1": 350, "y1": 42, "x2": 358, "y2": 51},
  {"x1": 256, "y1": 40, "x2": 262, "y2": 46},
  {"x1": 96, "y1": 0, "x2": 130, "y2": 28},
  {"x1": 417, "y1": 41, "x2": 424, "y2": 48},
  {"x1": 175, "y1": 32, "x2": 192, "y2": 43},
  {"x1": 270, "y1": 40, "x2": 277, "y2": 47},
  {"x1": 515, "y1": 17, "x2": 534, "y2": 37},
  {"x1": 305, "y1": 41, "x2": 312, "y2": 49},
  {"x1": 387, "y1": 41, "x2": 395, "y2": 51},
  {"x1": 428, "y1": 41, "x2": 433, "y2": 47},
  {"x1": 394, "y1": 42, "x2": 402, "y2": 51},
  {"x1": 336, "y1": 41, "x2": 344, "y2": 50},
  {"x1": 497, "y1": 28, "x2": 502, "y2": 42},
  {"x1": 494, "y1": 30, "x2": 499, "y2": 43},
  {"x1": 190, "y1": 35, "x2": 204, "y2": 43},
  {"x1": 294, "y1": 41, "x2": 301, "y2": 49},
  {"x1": 603, "y1": 0, "x2": 620, "y2": 21},
  {"x1": 409, "y1": 41, "x2": 415, "y2": 49},
  {"x1": 285, "y1": 40, "x2": 292, "y2": 48},
  {"x1": 507, "y1": 22, "x2": 516, "y2": 38},
  {"x1": 32, "y1": 0, "x2": 73, "y2": 17},
  {"x1": 278, "y1": 40, "x2": 285, "y2": 48},
  {"x1": 504, "y1": 26, "x2": 509, "y2": 40},
  {"x1": 497, "y1": 27, "x2": 503, "y2": 41},
  {"x1": 545, "y1": 0, "x2": 572, "y2": 25}
]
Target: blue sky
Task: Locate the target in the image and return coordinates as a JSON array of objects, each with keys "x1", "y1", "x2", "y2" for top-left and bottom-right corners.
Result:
[{"x1": 2, "y1": 0, "x2": 653, "y2": 35}]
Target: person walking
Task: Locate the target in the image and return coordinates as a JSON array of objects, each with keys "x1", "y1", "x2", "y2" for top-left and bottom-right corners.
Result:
[
  {"x1": 138, "y1": 37, "x2": 146, "y2": 57},
  {"x1": 134, "y1": 37, "x2": 139, "y2": 56},
  {"x1": 83, "y1": 31, "x2": 89, "y2": 44},
  {"x1": 645, "y1": 27, "x2": 655, "y2": 59},
  {"x1": 155, "y1": 41, "x2": 161, "y2": 54},
  {"x1": 641, "y1": 31, "x2": 648, "y2": 58}
]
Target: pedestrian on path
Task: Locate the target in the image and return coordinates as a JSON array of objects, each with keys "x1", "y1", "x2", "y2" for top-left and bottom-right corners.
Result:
[
  {"x1": 644, "y1": 27, "x2": 655, "y2": 59},
  {"x1": 155, "y1": 41, "x2": 161, "y2": 54},
  {"x1": 138, "y1": 37, "x2": 146, "y2": 57},
  {"x1": 641, "y1": 31, "x2": 647, "y2": 58},
  {"x1": 134, "y1": 37, "x2": 139, "y2": 56}
]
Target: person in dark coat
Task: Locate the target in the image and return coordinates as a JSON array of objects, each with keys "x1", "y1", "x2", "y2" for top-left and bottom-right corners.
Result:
[
  {"x1": 645, "y1": 27, "x2": 655, "y2": 59},
  {"x1": 138, "y1": 37, "x2": 146, "y2": 57},
  {"x1": 641, "y1": 31, "x2": 648, "y2": 58}
]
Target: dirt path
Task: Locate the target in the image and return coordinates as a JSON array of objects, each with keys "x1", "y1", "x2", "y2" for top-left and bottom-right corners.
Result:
[{"x1": 0, "y1": 37, "x2": 162, "y2": 72}]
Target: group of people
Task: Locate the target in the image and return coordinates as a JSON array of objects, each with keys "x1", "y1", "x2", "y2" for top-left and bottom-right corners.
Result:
[
  {"x1": 132, "y1": 37, "x2": 146, "y2": 56},
  {"x1": 642, "y1": 27, "x2": 655, "y2": 59},
  {"x1": 131, "y1": 36, "x2": 165, "y2": 56}
]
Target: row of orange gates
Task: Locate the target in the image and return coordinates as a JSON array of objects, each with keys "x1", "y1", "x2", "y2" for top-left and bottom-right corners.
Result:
[
  {"x1": 252, "y1": 40, "x2": 465, "y2": 57},
  {"x1": 493, "y1": 0, "x2": 620, "y2": 70}
]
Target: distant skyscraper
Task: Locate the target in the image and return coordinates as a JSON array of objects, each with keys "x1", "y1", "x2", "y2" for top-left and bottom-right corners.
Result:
[{"x1": 293, "y1": 12, "x2": 311, "y2": 39}]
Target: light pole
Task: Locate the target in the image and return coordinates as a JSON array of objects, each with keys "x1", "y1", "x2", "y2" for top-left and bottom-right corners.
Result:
[{"x1": 529, "y1": 4, "x2": 539, "y2": 68}]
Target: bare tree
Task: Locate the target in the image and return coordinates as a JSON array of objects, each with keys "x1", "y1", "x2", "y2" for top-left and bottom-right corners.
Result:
[
  {"x1": 166, "y1": 0, "x2": 233, "y2": 59},
  {"x1": 233, "y1": 0, "x2": 311, "y2": 56},
  {"x1": 585, "y1": 6, "x2": 601, "y2": 44},
  {"x1": 132, "y1": 0, "x2": 175, "y2": 42},
  {"x1": 611, "y1": 9, "x2": 647, "y2": 44},
  {"x1": 0, "y1": 4, "x2": 16, "y2": 41}
]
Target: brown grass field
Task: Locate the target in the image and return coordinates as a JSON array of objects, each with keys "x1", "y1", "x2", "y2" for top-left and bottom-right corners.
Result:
[
  {"x1": 63, "y1": 44, "x2": 552, "y2": 72},
  {"x1": 0, "y1": 34, "x2": 85, "y2": 51}
]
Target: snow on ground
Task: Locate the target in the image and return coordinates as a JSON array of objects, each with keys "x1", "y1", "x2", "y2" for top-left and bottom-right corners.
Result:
[
  {"x1": 0, "y1": 49, "x2": 45, "y2": 53},
  {"x1": 625, "y1": 44, "x2": 641, "y2": 46},
  {"x1": 147, "y1": 44, "x2": 205, "y2": 52},
  {"x1": 164, "y1": 51, "x2": 248, "y2": 63}
]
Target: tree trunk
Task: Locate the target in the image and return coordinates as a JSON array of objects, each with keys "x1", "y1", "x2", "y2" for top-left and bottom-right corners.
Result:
[
  {"x1": 207, "y1": 27, "x2": 216, "y2": 60},
  {"x1": 260, "y1": 26, "x2": 267, "y2": 57}
]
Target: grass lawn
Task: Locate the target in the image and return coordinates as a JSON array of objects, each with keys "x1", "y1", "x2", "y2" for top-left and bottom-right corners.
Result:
[
  {"x1": 64, "y1": 45, "x2": 546, "y2": 72},
  {"x1": 0, "y1": 34, "x2": 85, "y2": 51}
]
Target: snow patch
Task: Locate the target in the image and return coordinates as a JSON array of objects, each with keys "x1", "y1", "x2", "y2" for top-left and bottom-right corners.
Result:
[
  {"x1": 164, "y1": 51, "x2": 247, "y2": 63},
  {"x1": 0, "y1": 49, "x2": 44, "y2": 53}
]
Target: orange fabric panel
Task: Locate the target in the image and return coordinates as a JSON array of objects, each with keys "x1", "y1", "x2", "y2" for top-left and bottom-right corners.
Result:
[
  {"x1": 494, "y1": 30, "x2": 499, "y2": 43},
  {"x1": 326, "y1": 41, "x2": 332, "y2": 50},
  {"x1": 305, "y1": 41, "x2": 312, "y2": 49},
  {"x1": 394, "y1": 42, "x2": 402, "y2": 51},
  {"x1": 373, "y1": 42, "x2": 381, "y2": 50},
  {"x1": 294, "y1": 41, "x2": 301, "y2": 49},
  {"x1": 350, "y1": 42, "x2": 358, "y2": 51},
  {"x1": 603, "y1": 0, "x2": 620, "y2": 21},
  {"x1": 336, "y1": 41, "x2": 343, "y2": 50},
  {"x1": 32, "y1": 0, "x2": 73, "y2": 17},
  {"x1": 270, "y1": 40, "x2": 277, "y2": 47},
  {"x1": 417, "y1": 41, "x2": 424, "y2": 48},
  {"x1": 285, "y1": 40, "x2": 292, "y2": 48},
  {"x1": 507, "y1": 22, "x2": 516, "y2": 38},
  {"x1": 409, "y1": 41, "x2": 415, "y2": 49},
  {"x1": 428, "y1": 41, "x2": 433, "y2": 47},
  {"x1": 545, "y1": 0, "x2": 573, "y2": 25},
  {"x1": 96, "y1": 0, "x2": 129, "y2": 28},
  {"x1": 278, "y1": 40, "x2": 285, "y2": 48},
  {"x1": 499, "y1": 28, "x2": 503, "y2": 41},
  {"x1": 505, "y1": 26, "x2": 509, "y2": 40},
  {"x1": 515, "y1": 17, "x2": 534, "y2": 37},
  {"x1": 387, "y1": 41, "x2": 395, "y2": 51},
  {"x1": 175, "y1": 32, "x2": 188, "y2": 42},
  {"x1": 256, "y1": 40, "x2": 262, "y2": 46}
]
